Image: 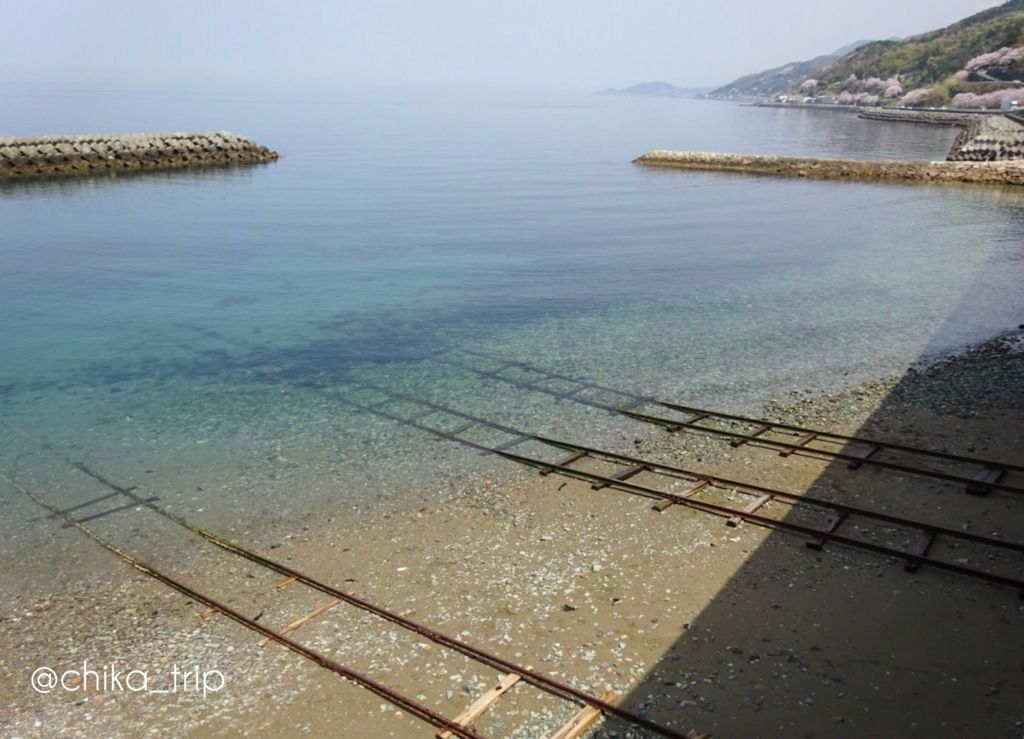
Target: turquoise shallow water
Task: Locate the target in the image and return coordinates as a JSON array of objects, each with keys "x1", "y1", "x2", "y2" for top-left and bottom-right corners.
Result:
[{"x1": 2, "y1": 90, "x2": 1024, "y2": 530}]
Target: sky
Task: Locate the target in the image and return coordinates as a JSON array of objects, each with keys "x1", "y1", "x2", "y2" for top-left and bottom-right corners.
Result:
[{"x1": 2, "y1": 0, "x2": 1007, "y2": 94}]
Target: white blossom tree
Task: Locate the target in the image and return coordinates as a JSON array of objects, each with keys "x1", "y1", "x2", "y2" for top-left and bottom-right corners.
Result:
[
  {"x1": 952, "y1": 88, "x2": 1022, "y2": 108},
  {"x1": 964, "y1": 46, "x2": 1024, "y2": 74},
  {"x1": 901, "y1": 87, "x2": 938, "y2": 106}
]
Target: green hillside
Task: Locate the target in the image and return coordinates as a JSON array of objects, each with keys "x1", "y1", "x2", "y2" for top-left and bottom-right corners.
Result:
[{"x1": 812, "y1": 0, "x2": 1024, "y2": 106}]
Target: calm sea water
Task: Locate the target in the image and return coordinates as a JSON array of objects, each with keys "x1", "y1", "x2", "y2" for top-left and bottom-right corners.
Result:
[{"x1": 2, "y1": 90, "x2": 1024, "y2": 531}]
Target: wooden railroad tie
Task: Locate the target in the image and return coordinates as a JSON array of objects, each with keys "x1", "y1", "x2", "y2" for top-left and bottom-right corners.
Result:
[
  {"x1": 904, "y1": 531, "x2": 936, "y2": 573},
  {"x1": 436, "y1": 669, "x2": 531, "y2": 739},
  {"x1": 202, "y1": 574, "x2": 299, "y2": 619},
  {"x1": 653, "y1": 480, "x2": 708, "y2": 513},
  {"x1": 555, "y1": 386, "x2": 585, "y2": 400},
  {"x1": 726, "y1": 494, "x2": 772, "y2": 527},
  {"x1": 847, "y1": 444, "x2": 880, "y2": 470},
  {"x1": 440, "y1": 422, "x2": 476, "y2": 440},
  {"x1": 257, "y1": 598, "x2": 342, "y2": 647},
  {"x1": 652, "y1": 497, "x2": 676, "y2": 513},
  {"x1": 729, "y1": 424, "x2": 771, "y2": 448},
  {"x1": 60, "y1": 497, "x2": 159, "y2": 527},
  {"x1": 806, "y1": 511, "x2": 848, "y2": 551},
  {"x1": 548, "y1": 690, "x2": 616, "y2": 739},
  {"x1": 47, "y1": 490, "x2": 120, "y2": 518},
  {"x1": 779, "y1": 432, "x2": 816, "y2": 457},
  {"x1": 591, "y1": 464, "x2": 646, "y2": 491},
  {"x1": 539, "y1": 450, "x2": 587, "y2": 476},
  {"x1": 966, "y1": 465, "x2": 1005, "y2": 496},
  {"x1": 492, "y1": 435, "x2": 532, "y2": 452}
]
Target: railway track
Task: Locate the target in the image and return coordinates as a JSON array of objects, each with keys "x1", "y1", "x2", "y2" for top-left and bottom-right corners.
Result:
[
  {"x1": 433, "y1": 351, "x2": 1023, "y2": 497},
  {"x1": 0, "y1": 424, "x2": 706, "y2": 739},
  {"x1": 5, "y1": 349, "x2": 1020, "y2": 733},
  {"x1": 346, "y1": 386, "x2": 1024, "y2": 597}
]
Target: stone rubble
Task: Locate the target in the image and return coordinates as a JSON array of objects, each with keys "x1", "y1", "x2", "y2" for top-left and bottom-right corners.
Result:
[{"x1": 946, "y1": 115, "x2": 1024, "y2": 162}]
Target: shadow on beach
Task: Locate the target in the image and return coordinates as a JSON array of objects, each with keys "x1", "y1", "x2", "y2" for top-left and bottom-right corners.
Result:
[{"x1": 351, "y1": 303, "x2": 1023, "y2": 737}]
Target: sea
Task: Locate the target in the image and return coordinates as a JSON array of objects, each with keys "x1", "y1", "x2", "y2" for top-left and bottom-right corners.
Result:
[{"x1": 2, "y1": 89, "x2": 1023, "y2": 534}]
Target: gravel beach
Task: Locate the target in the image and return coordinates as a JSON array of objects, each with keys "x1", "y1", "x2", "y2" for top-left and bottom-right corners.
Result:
[{"x1": 1, "y1": 329, "x2": 1022, "y2": 738}]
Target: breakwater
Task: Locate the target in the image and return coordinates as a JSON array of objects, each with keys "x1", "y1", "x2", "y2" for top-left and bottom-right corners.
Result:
[
  {"x1": 0, "y1": 131, "x2": 279, "y2": 180},
  {"x1": 633, "y1": 150, "x2": 1024, "y2": 186},
  {"x1": 856, "y1": 108, "x2": 982, "y2": 127},
  {"x1": 947, "y1": 115, "x2": 1024, "y2": 161},
  {"x1": 856, "y1": 109, "x2": 1024, "y2": 161}
]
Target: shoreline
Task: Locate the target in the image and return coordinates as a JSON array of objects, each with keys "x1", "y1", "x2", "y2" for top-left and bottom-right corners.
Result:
[
  {"x1": 2, "y1": 326, "x2": 1021, "y2": 737},
  {"x1": 4, "y1": 324, "x2": 1017, "y2": 591}
]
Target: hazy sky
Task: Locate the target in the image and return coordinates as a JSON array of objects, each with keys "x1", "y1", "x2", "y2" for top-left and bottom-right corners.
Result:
[{"x1": 4, "y1": 0, "x2": 1006, "y2": 93}]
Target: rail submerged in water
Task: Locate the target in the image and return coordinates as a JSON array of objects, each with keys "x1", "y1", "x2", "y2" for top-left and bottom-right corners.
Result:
[
  {"x1": 0, "y1": 131, "x2": 279, "y2": 180},
  {"x1": 0, "y1": 420, "x2": 708, "y2": 739},
  {"x1": 632, "y1": 150, "x2": 1024, "y2": 186}
]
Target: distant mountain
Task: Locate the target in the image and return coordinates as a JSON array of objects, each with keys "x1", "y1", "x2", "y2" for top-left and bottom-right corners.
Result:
[
  {"x1": 832, "y1": 39, "x2": 878, "y2": 57},
  {"x1": 704, "y1": 41, "x2": 873, "y2": 100},
  {"x1": 596, "y1": 81, "x2": 715, "y2": 99}
]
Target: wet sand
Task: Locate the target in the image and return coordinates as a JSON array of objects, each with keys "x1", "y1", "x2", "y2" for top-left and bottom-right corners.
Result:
[{"x1": 1, "y1": 330, "x2": 1022, "y2": 738}]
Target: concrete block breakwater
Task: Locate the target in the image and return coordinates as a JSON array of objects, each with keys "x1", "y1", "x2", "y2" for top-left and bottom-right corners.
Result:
[
  {"x1": 633, "y1": 150, "x2": 1024, "y2": 186},
  {"x1": 857, "y1": 109, "x2": 1024, "y2": 161},
  {"x1": 0, "y1": 131, "x2": 279, "y2": 179},
  {"x1": 947, "y1": 116, "x2": 1024, "y2": 162}
]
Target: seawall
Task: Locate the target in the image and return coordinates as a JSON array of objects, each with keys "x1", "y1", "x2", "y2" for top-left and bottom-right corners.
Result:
[
  {"x1": 0, "y1": 131, "x2": 279, "y2": 180},
  {"x1": 633, "y1": 150, "x2": 1024, "y2": 186}
]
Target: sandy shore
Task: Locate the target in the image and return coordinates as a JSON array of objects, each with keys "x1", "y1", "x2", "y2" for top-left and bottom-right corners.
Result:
[{"x1": 1, "y1": 330, "x2": 1022, "y2": 738}]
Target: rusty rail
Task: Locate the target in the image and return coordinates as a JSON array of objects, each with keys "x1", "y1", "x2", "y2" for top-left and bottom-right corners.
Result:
[
  {"x1": 0, "y1": 420, "x2": 704, "y2": 739},
  {"x1": 344, "y1": 387, "x2": 1024, "y2": 596},
  {"x1": 0, "y1": 470, "x2": 482, "y2": 739},
  {"x1": 434, "y1": 351, "x2": 1024, "y2": 496}
]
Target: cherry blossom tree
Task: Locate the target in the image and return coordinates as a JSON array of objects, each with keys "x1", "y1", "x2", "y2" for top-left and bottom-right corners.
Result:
[
  {"x1": 901, "y1": 87, "x2": 939, "y2": 106},
  {"x1": 964, "y1": 46, "x2": 1024, "y2": 74},
  {"x1": 952, "y1": 88, "x2": 1023, "y2": 108}
]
